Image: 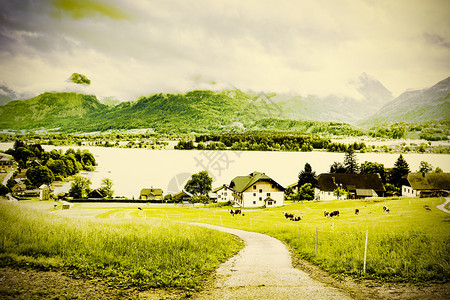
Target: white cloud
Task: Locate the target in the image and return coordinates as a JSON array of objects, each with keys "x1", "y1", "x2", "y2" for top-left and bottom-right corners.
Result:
[{"x1": 0, "y1": 0, "x2": 448, "y2": 100}]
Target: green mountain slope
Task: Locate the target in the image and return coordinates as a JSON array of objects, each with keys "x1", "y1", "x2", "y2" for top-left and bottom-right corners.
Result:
[
  {"x1": 361, "y1": 77, "x2": 450, "y2": 125},
  {"x1": 0, "y1": 92, "x2": 106, "y2": 130}
]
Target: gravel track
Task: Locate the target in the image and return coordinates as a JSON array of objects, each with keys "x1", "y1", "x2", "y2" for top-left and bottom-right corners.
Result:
[{"x1": 191, "y1": 223, "x2": 352, "y2": 300}]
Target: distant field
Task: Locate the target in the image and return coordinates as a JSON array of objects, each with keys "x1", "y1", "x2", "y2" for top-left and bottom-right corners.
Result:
[{"x1": 5, "y1": 196, "x2": 450, "y2": 285}]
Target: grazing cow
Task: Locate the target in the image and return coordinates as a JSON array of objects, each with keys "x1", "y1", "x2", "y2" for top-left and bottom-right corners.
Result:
[
  {"x1": 424, "y1": 205, "x2": 431, "y2": 211},
  {"x1": 283, "y1": 212, "x2": 294, "y2": 219},
  {"x1": 291, "y1": 216, "x2": 302, "y2": 221},
  {"x1": 54, "y1": 204, "x2": 58, "y2": 209},
  {"x1": 230, "y1": 209, "x2": 242, "y2": 216},
  {"x1": 138, "y1": 207, "x2": 142, "y2": 210},
  {"x1": 383, "y1": 206, "x2": 390, "y2": 213},
  {"x1": 329, "y1": 210, "x2": 340, "y2": 218},
  {"x1": 355, "y1": 209, "x2": 359, "y2": 215},
  {"x1": 324, "y1": 211, "x2": 330, "y2": 218}
]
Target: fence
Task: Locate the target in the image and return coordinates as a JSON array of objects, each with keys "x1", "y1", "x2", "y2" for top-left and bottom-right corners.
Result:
[{"x1": 98, "y1": 208, "x2": 449, "y2": 281}]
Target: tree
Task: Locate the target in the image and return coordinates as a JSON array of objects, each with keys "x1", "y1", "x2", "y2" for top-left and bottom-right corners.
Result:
[
  {"x1": 26, "y1": 166, "x2": 55, "y2": 187},
  {"x1": 333, "y1": 186, "x2": 348, "y2": 200},
  {"x1": 330, "y1": 161, "x2": 346, "y2": 173},
  {"x1": 360, "y1": 161, "x2": 386, "y2": 183},
  {"x1": 184, "y1": 170, "x2": 213, "y2": 196},
  {"x1": 389, "y1": 154, "x2": 410, "y2": 187},
  {"x1": 418, "y1": 161, "x2": 433, "y2": 176},
  {"x1": 99, "y1": 178, "x2": 114, "y2": 198},
  {"x1": 191, "y1": 194, "x2": 211, "y2": 207},
  {"x1": 0, "y1": 184, "x2": 9, "y2": 196},
  {"x1": 297, "y1": 183, "x2": 315, "y2": 201},
  {"x1": 46, "y1": 159, "x2": 67, "y2": 177},
  {"x1": 13, "y1": 147, "x2": 34, "y2": 170},
  {"x1": 298, "y1": 163, "x2": 317, "y2": 190},
  {"x1": 434, "y1": 167, "x2": 444, "y2": 173},
  {"x1": 69, "y1": 176, "x2": 92, "y2": 199},
  {"x1": 344, "y1": 146, "x2": 359, "y2": 173},
  {"x1": 69, "y1": 72, "x2": 91, "y2": 85}
]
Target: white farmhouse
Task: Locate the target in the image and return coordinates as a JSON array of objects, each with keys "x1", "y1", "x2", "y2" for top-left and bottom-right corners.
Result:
[
  {"x1": 401, "y1": 173, "x2": 450, "y2": 197},
  {"x1": 229, "y1": 171, "x2": 285, "y2": 208},
  {"x1": 212, "y1": 184, "x2": 234, "y2": 203}
]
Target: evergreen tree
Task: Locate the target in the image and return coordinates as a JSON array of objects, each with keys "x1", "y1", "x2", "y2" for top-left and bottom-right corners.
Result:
[
  {"x1": 389, "y1": 154, "x2": 410, "y2": 186},
  {"x1": 298, "y1": 163, "x2": 317, "y2": 190},
  {"x1": 344, "y1": 146, "x2": 359, "y2": 173}
]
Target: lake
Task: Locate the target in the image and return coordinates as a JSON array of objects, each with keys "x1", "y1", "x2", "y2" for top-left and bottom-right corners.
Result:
[{"x1": 1, "y1": 143, "x2": 449, "y2": 198}]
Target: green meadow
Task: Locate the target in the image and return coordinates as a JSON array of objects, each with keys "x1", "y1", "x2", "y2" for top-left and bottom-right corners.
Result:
[
  {"x1": 0, "y1": 196, "x2": 448, "y2": 293},
  {"x1": 94, "y1": 197, "x2": 449, "y2": 282},
  {"x1": 0, "y1": 199, "x2": 243, "y2": 291}
]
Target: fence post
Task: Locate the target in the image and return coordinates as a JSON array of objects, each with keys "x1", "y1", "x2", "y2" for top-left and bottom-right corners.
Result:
[
  {"x1": 315, "y1": 228, "x2": 318, "y2": 256},
  {"x1": 363, "y1": 230, "x2": 369, "y2": 274}
]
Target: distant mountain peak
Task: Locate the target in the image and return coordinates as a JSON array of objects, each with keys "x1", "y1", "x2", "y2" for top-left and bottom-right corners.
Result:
[{"x1": 349, "y1": 73, "x2": 393, "y2": 104}]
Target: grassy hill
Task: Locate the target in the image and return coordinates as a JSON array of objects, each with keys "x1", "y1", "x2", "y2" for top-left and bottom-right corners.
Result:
[{"x1": 0, "y1": 92, "x2": 106, "y2": 130}]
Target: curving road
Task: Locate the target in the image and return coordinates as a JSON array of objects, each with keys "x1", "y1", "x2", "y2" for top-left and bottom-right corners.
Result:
[
  {"x1": 191, "y1": 223, "x2": 352, "y2": 300},
  {"x1": 437, "y1": 197, "x2": 450, "y2": 214}
]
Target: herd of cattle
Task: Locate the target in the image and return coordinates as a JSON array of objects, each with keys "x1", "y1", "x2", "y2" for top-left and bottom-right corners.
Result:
[{"x1": 282, "y1": 206, "x2": 392, "y2": 221}]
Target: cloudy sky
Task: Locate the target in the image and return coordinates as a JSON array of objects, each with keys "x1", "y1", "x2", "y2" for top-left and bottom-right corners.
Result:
[{"x1": 0, "y1": 0, "x2": 449, "y2": 101}]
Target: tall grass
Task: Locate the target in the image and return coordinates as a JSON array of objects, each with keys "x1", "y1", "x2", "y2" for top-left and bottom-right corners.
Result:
[
  {"x1": 104, "y1": 197, "x2": 450, "y2": 282},
  {"x1": 0, "y1": 200, "x2": 243, "y2": 290}
]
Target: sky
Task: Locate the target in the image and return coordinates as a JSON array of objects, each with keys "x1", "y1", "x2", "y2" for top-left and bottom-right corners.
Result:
[{"x1": 0, "y1": 0, "x2": 449, "y2": 101}]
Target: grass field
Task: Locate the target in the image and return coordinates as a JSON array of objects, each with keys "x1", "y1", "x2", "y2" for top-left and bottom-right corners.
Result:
[
  {"x1": 79, "y1": 196, "x2": 449, "y2": 282},
  {"x1": 0, "y1": 199, "x2": 244, "y2": 291},
  {"x1": 2, "y1": 196, "x2": 449, "y2": 291}
]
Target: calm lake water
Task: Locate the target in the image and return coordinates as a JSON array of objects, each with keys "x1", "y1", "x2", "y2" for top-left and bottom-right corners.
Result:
[{"x1": 1, "y1": 143, "x2": 449, "y2": 199}]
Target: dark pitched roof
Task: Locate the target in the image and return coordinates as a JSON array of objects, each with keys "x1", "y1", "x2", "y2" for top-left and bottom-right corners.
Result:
[
  {"x1": 229, "y1": 171, "x2": 284, "y2": 193},
  {"x1": 317, "y1": 173, "x2": 385, "y2": 192},
  {"x1": 173, "y1": 190, "x2": 193, "y2": 199},
  {"x1": 404, "y1": 173, "x2": 450, "y2": 190}
]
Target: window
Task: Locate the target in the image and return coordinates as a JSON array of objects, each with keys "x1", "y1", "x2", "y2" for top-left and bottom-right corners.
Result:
[
  {"x1": 224, "y1": 192, "x2": 227, "y2": 196},
  {"x1": 259, "y1": 189, "x2": 262, "y2": 193},
  {"x1": 253, "y1": 193, "x2": 256, "y2": 196},
  {"x1": 253, "y1": 201, "x2": 256, "y2": 204},
  {"x1": 267, "y1": 193, "x2": 271, "y2": 196},
  {"x1": 272, "y1": 185, "x2": 274, "y2": 188},
  {"x1": 253, "y1": 185, "x2": 256, "y2": 189},
  {"x1": 259, "y1": 197, "x2": 262, "y2": 201}
]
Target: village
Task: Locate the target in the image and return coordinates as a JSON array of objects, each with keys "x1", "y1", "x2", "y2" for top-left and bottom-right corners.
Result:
[{"x1": 1, "y1": 146, "x2": 449, "y2": 209}]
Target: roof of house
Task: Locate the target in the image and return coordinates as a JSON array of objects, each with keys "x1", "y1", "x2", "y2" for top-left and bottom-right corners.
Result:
[
  {"x1": 212, "y1": 184, "x2": 228, "y2": 193},
  {"x1": 229, "y1": 171, "x2": 284, "y2": 193},
  {"x1": 140, "y1": 188, "x2": 163, "y2": 197},
  {"x1": 88, "y1": 189, "x2": 106, "y2": 198},
  {"x1": 317, "y1": 173, "x2": 385, "y2": 192},
  {"x1": 404, "y1": 173, "x2": 450, "y2": 190},
  {"x1": 355, "y1": 189, "x2": 378, "y2": 197},
  {"x1": 173, "y1": 190, "x2": 193, "y2": 199}
]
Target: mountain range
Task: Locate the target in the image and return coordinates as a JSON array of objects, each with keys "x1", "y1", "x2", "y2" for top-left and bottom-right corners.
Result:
[{"x1": 0, "y1": 75, "x2": 448, "y2": 133}]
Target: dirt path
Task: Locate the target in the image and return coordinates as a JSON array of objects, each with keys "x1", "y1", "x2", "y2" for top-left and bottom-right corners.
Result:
[
  {"x1": 191, "y1": 223, "x2": 352, "y2": 300},
  {"x1": 437, "y1": 197, "x2": 450, "y2": 213}
]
